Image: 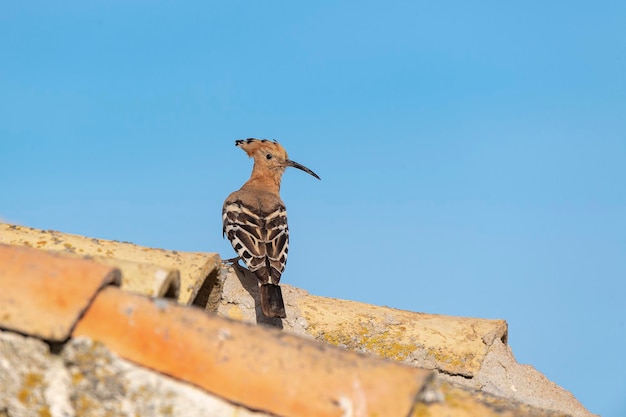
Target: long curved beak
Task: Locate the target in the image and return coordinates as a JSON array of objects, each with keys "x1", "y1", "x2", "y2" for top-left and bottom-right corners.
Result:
[{"x1": 286, "y1": 159, "x2": 321, "y2": 180}]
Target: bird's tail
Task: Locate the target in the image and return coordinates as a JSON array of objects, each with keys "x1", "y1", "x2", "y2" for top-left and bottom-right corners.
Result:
[{"x1": 260, "y1": 284, "x2": 286, "y2": 318}]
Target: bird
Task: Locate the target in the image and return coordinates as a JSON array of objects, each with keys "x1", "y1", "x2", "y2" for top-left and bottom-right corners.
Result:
[{"x1": 222, "y1": 138, "x2": 320, "y2": 318}]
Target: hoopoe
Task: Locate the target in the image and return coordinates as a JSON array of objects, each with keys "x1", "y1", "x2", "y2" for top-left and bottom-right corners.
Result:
[{"x1": 222, "y1": 138, "x2": 320, "y2": 318}]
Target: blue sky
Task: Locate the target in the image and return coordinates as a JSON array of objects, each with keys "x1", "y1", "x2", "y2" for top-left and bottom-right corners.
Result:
[{"x1": 2, "y1": 2, "x2": 625, "y2": 415}]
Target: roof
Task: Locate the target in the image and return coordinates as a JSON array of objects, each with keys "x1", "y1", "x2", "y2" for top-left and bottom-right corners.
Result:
[{"x1": 0, "y1": 223, "x2": 595, "y2": 417}]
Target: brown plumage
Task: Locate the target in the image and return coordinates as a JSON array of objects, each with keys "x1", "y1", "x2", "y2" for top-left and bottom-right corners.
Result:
[{"x1": 223, "y1": 138, "x2": 320, "y2": 318}]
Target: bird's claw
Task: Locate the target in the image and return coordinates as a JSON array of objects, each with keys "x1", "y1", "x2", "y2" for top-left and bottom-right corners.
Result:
[{"x1": 223, "y1": 256, "x2": 241, "y2": 265}]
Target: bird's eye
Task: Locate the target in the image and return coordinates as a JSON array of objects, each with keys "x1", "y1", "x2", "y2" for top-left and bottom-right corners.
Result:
[{"x1": 266, "y1": 153, "x2": 273, "y2": 160}]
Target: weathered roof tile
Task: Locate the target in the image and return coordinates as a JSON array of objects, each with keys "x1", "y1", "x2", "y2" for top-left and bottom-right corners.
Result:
[
  {"x1": 300, "y1": 294, "x2": 508, "y2": 377},
  {"x1": 0, "y1": 244, "x2": 120, "y2": 341},
  {"x1": 0, "y1": 223, "x2": 218, "y2": 304},
  {"x1": 219, "y1": 263, "x2": 509, "y2": 377},
  {"x1": 73, "y1": 286, "x2": 433, "y2": 417}
]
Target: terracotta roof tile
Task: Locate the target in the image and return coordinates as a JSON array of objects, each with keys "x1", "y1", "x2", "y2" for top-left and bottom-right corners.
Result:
[
  {"x1": 0, "y1": 244, "x2": 120, "y2": 341},
  {"x1": 0, "y1": 223, "x2": 218, "y2": 304},
  {"x1": 73, "y1": 286, "x2": 433, "y2": 417}
]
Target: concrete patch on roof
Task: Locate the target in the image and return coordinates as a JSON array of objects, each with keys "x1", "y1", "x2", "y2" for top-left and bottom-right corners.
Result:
[
  {"x1": 473, "y1": 338, "x2": 593, "y2": 417},
  {"x1": 215, "y1": 262, "x2": 313, "y2": 332},
  {"x1": 0, "y1": 244, "x2": 120, "y2": 341},
  {"x1": 0, "y1": 330, "x2": 72, "y2": 417},
  {"x1": 0, "y1": 223, "x2": 219, "y2": 305},
  {"x1": 413, "y1": 381, "x2": 573, "y2": 417}
]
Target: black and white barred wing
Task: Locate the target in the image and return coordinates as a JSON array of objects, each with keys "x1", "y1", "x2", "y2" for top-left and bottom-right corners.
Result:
[{"x1": 222, "y1": 200, "x2": 289, "y2": 285}]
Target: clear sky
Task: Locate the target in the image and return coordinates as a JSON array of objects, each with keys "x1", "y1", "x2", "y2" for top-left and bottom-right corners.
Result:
[{"x1": 2, "y1": 2, "x2": 624, "y2": 415}]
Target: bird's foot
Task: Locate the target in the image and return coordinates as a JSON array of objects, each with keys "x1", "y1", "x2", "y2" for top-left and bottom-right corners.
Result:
[{"x1": 223, "y1": 256, "x2": 241, "y2": 264}]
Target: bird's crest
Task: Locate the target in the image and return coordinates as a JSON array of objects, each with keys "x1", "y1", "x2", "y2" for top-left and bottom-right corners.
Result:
[{"x1": 235, "y1": 138, "x2": 288, "y2": 161}]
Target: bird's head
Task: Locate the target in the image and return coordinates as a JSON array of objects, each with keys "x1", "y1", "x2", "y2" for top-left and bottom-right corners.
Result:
[{"x1": 235, "y1": 138, "x2": 320, "y2": 180}]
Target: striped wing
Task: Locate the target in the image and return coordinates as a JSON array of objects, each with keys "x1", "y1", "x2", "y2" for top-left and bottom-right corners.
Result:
[{"x1": 222, "y1": 199, "x2": 288, "y2": 285}]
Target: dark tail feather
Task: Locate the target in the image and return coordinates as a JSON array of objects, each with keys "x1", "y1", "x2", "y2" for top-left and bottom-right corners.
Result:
[{"x1": 260, "y1": 284, "x2": 286, "y2": 318}]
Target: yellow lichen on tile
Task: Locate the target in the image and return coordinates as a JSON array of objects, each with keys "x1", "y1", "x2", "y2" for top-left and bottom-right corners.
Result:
[
  {"x1": 16, "y1": 372, "x2": 52, "y2": 417},
  {"x1": 301, "y1": 295, "x2": 507, "y2": 377},
  {"x1": 18, "y1": 372, "x2": 44, "y2": 404},
  {"x1": 317, "y1": 322, "x2": 417, "y2": 362}
]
